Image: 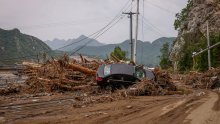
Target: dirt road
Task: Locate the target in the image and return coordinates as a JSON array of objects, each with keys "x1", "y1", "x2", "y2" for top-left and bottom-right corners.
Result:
[{"x1": 0, "y1": 90, "x2": 220, "y2": 124}]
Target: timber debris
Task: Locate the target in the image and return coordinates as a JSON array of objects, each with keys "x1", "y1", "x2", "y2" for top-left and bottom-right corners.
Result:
[
  {"x1": 119, "y1": 68, "x2": 177, "y2": 96},
  {"x1": 22, "y1": 55, "x2": 99, "y2": 94},
  {"x1": 184, "y1": 68, "x2": 220, "y2": 89},
  {"x1": 1, "y1": 55, "x2": 179, "y2": 97}
]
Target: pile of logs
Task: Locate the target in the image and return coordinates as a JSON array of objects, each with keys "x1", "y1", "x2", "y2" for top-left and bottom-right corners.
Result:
[
  {"x1": 0, "y1": 55, "x2": 182, "y2": 97},
  {"x1": 184, "y1": 68, "x2": 220, "y2": 89},
  {"x1": 0, "y1": 86, "x2": 20, "y2": 96},
  {"x1": 23, "y1": 55, "x2": 100, "y2": 94},
  {"x1": 121, "y1": 69, "x2": 177, "y2": 96}
]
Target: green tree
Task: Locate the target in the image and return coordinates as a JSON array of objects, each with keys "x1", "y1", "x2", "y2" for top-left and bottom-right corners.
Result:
[
  {"x1": 178, "y1": 33, "x2": 220, "y2": 72},
  {"x1": 159, "y1": 42, "x2": 171, "y2": 69},
  {"x1": 174, "y1": 0, "x2": 193, "y2": 30},
  {"x1": 110, "y1": 46, "x2": 127, "y2": 61}
]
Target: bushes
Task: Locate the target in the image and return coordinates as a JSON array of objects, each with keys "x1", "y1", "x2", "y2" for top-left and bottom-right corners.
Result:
[
  {"x1": 160, "y1": 42, "x2": 172, "y2": 69},
  {"x1": 174, "y1": 0, "x2": 193, "y2": 30},
  {"x1": 110, "y1": 46, "x2": 127, "y2": 61},
  {"x1": 178, "y1": 33, "x2": 220, "y2": 72}
]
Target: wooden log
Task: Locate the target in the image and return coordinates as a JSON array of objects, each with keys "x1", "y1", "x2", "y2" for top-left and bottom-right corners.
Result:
[
  {"x1": 110, "y1": 54, "x2": 120, "y2": 62},
  {"x1": 67, "y1": 63, "x2": 96, "y2": 76},
  {"x1": 22, "y1": 61, "x2": 42, "y2": 68},
  {"x1": 79, "y1": 54, "x2": 85, "y2": 63},
  {"x1": 71, "y1": 85, "x2": 90, "y2": 90}
]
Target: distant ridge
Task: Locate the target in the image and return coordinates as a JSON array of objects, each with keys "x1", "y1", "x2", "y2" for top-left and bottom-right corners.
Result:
[
  {"x1": 44, "y1": 34, "x2": 175, "y2": 66},
  {"x1": 69, "y1": 37, "x2": 176, "y2": 67},
  {"x1": 44, "y1": 35, "x2": 105, "y2": 50},
  {"x1": 0, "y1": 28, "x2": 52, "y2": 65}
]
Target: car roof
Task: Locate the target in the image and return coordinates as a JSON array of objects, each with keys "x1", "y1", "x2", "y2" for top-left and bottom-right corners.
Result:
[
  {"x1": 110, "y1": 64, "x2": 135, "y2": 75},
  {"x1": 97, "y1": 64, "x2": 135, "y2": 77}
]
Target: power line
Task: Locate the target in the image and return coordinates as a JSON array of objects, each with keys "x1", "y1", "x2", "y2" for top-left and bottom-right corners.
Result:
[
  {"x1": 141, "y1": 20, "x2": 163, "y2": 37},
  {"x1": 144, "y1": 0, "x2": 176, "y2": 15},
  {"x1": 141, "y1": 14, "x2": 167, "y2": 36},
  {"x1": 70, "y1": 1, "x2": 132, "y2": 55},
  {"x1": 143, "y1": 17, "x2": 166, "y2": 35},
  {"x1": 56, "y1": 0, "x2": 132, "y2": 51},
  {"x1": 1, "y1": 0, "x2": 132, "y2": 62},
  {"x1": 56, "y1": 30, "x2": 104, "y2": 50},
  {"x1": 70, "y1": 15, "x2": 126, "y2": 55}
]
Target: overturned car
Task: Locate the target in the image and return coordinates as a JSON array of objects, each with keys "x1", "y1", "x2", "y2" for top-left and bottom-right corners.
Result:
[{"x1": 96, "y1": 63, "x2": 155, "y2": 88}]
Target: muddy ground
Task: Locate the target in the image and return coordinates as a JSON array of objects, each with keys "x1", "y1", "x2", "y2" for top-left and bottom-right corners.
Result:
[
  {"x1": 1, "y1": 90, "x2": 220, "y2": 124},
  {"x1": 1, "y1": 68, "x2": 220, "y2": 124}
]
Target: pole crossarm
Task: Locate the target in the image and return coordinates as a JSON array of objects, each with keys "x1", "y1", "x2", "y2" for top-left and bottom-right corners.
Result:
[
  {"x1": 192, "y1": 42, "x2": 220, "y2": 58},
  {"x1": 122, "y1": 12, "x2": 137, "y2": 15}
]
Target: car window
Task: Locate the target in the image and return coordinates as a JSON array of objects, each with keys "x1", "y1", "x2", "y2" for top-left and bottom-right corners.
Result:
[
  {"x1": 135, "y1": 68, "x2": 145, "y2": 79},
  {"x1": 104, "y1": 65, "x2": 111, "y2": 76}
]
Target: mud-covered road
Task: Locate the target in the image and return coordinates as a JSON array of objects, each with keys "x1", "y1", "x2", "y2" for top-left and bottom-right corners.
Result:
[{"x1": 0, "y1": 90, "x2": 220, "y2": 124}]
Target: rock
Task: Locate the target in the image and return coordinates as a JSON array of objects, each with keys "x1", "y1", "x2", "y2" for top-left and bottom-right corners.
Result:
[
  {"x1": 81, "y1": 105, "x2": 86, "y2": 108},
  {"x1": 32, "y1": 99, "x2": 39, "y2": 102},
  {"x1": 196, "y1": 92, "x2": 206, "y2": 96},
  {"x1": 0, "y1": 117, "x2": 5, "y2": 123},
  {"x1": 126, "y1": 106, "x2": 133, "y2": 109},
  {"x1": 170, "y1": 0, "x2": 220, "y2": 62}
]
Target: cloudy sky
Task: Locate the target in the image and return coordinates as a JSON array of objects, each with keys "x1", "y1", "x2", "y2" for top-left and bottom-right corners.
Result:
[{"x1": 0, "y1": 0, "x2": 187, "y2": 44}]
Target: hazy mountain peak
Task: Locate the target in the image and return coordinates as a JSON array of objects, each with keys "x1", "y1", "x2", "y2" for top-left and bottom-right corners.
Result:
[
  {"x1": 78, "y1": 35, "x2": 87, "y2": 39},
  {"x1": 0, "y1": 28, "x2": 21, "y2": 34},
  {"x1": 72, "y1": 37, "x2": 175, "y2": 66},
  {"x1": 152, "y1": 37, "x2": 176, "y2": 45},
  {"x1": 44, "y1": 34, "x2": 105, "y2": 50},
  {"x1": 12, "y1": 28, "x2": 20, "y2": 33}
]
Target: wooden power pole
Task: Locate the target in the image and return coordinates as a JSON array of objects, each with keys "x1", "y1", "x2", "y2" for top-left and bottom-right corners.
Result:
[
  {"x1": 123, "y1": 12, "x2": 136, "y2": 60},
  {"x1": 207, "y1": 21, "x2": 211, "y2": 70},
  {"x1": 192, "y1": 21, "x2": 220, "y2": 70},
  {"x1": 134, "y1": 0, "x2": 140, "y2": 63}
]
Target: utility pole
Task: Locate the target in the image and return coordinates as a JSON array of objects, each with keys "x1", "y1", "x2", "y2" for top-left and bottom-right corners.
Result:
[
  {"x1": 207, "y1": 21, "x2": 211, "y2": 70},
  {"x1": 192, "y1": 21, "x2": 220, "y2": 70},
  {"x1": 134, "y1": 0, "x2": 140, "y2": 63},
  {"x1": 192, "y1": 42, "x2": 220, "y2": 57},
  {"x1": 123, "y1": 12, "x2": 136, "y2": 60}
]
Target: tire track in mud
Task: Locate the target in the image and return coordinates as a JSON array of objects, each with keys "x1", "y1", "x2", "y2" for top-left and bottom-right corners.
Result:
[
  {"x1": 213, "y1": 92, "x2": 220, "y2": 111},
  {"x1": 0, "y1": 95, "x2": 190, "y2": 124},
  {"x1": 152, "y1": 96, "x2": 203, "y2": 124},
  {"x1": 151, "y1": 91, "x2": 220, "y2": 124},
  {"x1": 184, "y1": 91, "x2": 220, "y2": 124},
  {"x1": 78, "y1": 97, "x2": 185, "y2": 124},
  {"x1": 38, "y1": 97, "x2": 179, "y2": 124},
  {"x1": 0, "y1": 97, "x2": 76, "y2": 122}
]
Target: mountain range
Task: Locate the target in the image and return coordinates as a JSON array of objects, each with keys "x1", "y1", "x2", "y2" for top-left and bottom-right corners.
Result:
[
  {"x1": 0, "y1": 28, "x2": 52, "y2": 65},
  {"x1": 45, "y1": 36, "x2": 175, "y2": 66},
  {"x1": 72, "y1": 37, "x2": 175, "y2": 66},
  {"x1": 0, "y1": 28, "x2": 175, "y2": 66},
  {"x1": 45, "y1": 35, "x2": 105, "y2": 50}
]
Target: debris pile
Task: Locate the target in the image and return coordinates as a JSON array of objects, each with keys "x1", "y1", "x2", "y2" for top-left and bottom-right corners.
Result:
[
  {"x1": 184, "y1": 68, "x2": 220, "y2": 89},
  {"x1": 22, "y1": 55, "x2": 100, "y2": 94},
  {"x1": 0, "y1": 55, "x2": 181, "y2": 98},
  {"x1": 120, "y1": 69, "x2": 177, "y2": 96},
  {"x1": 0, "y1": 84, "x2": 20, "y2": 95}
]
